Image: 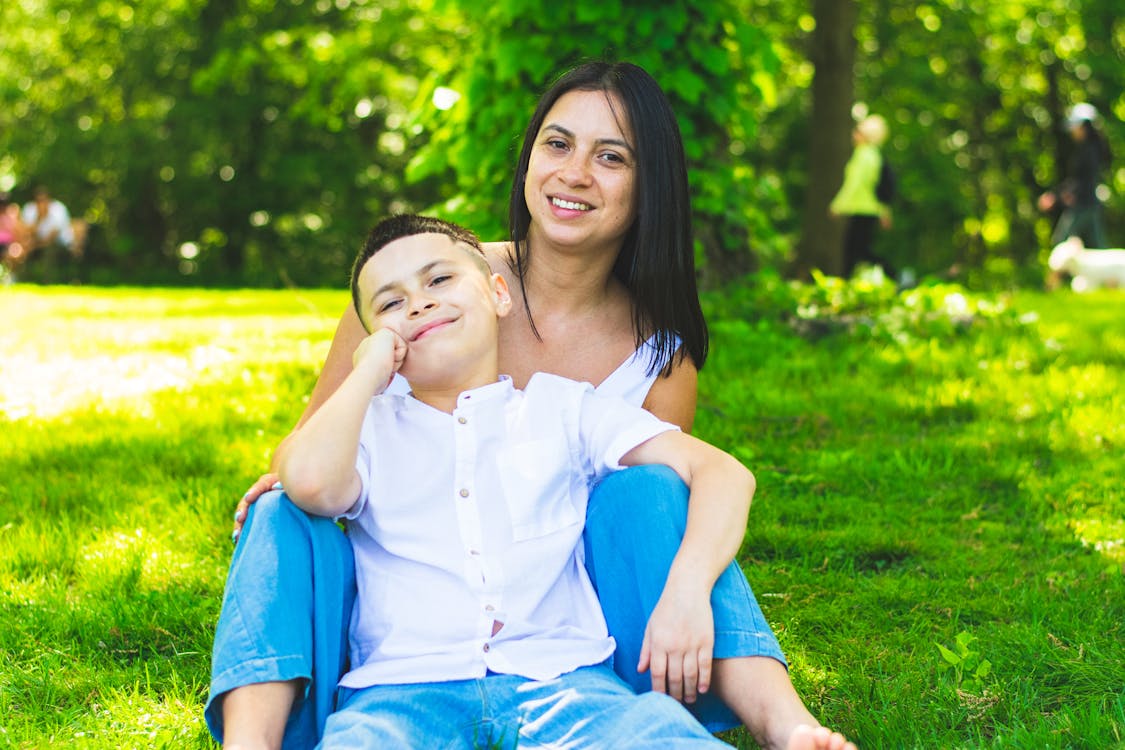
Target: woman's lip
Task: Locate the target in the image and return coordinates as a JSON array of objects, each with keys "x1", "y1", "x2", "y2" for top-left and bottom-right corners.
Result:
[
  {"x1": 549, "y1": 195, "x2": 593, "y2": 212},
  {"x1": 410, "y1": 318, "x2": 455, "y2": 342}
]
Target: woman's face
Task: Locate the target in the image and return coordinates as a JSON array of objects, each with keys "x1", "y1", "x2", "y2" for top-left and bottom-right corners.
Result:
[{"x1": 523, "y1": 89, "x2": 637, "y2": 254}]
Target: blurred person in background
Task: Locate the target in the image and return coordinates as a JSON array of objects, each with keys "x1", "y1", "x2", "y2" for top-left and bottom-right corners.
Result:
[
  {"x1": 19, "y1": 185, "x2": 80, "y2": 283},
  {"x1": 0, "y1": 192, "x2": 27, "y2": 279},
  {"x1": 1038, "y1": 103, "x2": 1112, "y2": 249},
  {"x1": 829, "y1": 114, "x2": 895, "y2": 280}
]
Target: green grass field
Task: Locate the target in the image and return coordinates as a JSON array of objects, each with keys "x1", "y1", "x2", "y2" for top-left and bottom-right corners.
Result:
[{"x1": 0, "y1": 284, "x2": 1122, "y2": 749}]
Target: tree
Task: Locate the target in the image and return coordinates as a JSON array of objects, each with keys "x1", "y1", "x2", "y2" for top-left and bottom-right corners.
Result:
[
  {"x1": 792, "y1": 0, "x2": 856, "y2": 278},
  {"x1": 0, "y1": 0, "x2": 457, "y2": 285},
  {"x1": 407, "y1": 0, "x2": 781, "y2": 285},
  {"x1": 2, "y1": 0, "x2": 1120, "y2": 286}
]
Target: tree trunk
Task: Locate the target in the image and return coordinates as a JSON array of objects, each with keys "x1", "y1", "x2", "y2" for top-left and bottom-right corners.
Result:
[{"x1": 793, "y1": 0, "x2": 857, "y2": 279}]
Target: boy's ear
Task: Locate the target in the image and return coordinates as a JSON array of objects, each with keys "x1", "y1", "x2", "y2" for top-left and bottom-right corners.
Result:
[{"x1": 491, "y1": 274, "x2": 513, "y2": 317}]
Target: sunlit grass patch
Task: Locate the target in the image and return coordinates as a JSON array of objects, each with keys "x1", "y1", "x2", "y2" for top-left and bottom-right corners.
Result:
[{"x1": 1, "y1": 286, "x2": 345, "y2": 421}]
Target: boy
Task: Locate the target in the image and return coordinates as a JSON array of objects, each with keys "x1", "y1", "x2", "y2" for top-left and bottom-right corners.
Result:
[{"x1": 276, "y1": 214, "x2": 754, "y2": 748}]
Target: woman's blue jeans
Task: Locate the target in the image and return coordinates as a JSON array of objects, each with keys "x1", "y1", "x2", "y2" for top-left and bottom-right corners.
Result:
[{"x1": 205, "y1": 465, "x2": 785, "y2": 746}]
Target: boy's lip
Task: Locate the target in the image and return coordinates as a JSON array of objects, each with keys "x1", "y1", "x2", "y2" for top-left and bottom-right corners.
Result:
[{"x1": 409, "y1": 317, "x2": 457, "y2": 342}]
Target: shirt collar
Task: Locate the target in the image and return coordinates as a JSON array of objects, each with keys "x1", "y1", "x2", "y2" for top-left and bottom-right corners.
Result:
[{"x1": 456, "y1": 375, "x2": 512, "y2": 407}]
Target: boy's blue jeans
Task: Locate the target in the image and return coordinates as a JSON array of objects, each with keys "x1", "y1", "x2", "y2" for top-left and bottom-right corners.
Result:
[
  {"x1": 205, "y1": 465, "x2": 785, "y2": 747},
  {"x1": 320, "y1": 664, "x2": 730, "y2": 748}
]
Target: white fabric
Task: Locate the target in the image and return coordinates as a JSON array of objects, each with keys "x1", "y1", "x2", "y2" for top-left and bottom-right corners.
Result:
[
  {"x1": 339, "y1": 372, "x2": 678, "y2": 688},
  {"x1": 22, "y1": 200, "x2": 73, "y2": 247},
  {"x1": 383, "y1": 333, "x2": 672, "y2": 407}
]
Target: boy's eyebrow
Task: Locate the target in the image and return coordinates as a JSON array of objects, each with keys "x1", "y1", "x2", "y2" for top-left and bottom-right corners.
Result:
[
  {"x1": 368, "y1": 259, "x2": 446, "y2": 305},
  {"x1": 542, "y1": 123, "x2": 634, "y2": 155}
]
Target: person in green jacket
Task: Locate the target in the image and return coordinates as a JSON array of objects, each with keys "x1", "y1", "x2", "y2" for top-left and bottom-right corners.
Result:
[{"x1": 829, "y1": 114, "x2": 894, "y2": 279}]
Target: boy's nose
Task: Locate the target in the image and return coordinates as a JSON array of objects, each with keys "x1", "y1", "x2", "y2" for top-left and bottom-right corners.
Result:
[{"x1": 408, "y1": 298, "x2": 436, "y2": 316}]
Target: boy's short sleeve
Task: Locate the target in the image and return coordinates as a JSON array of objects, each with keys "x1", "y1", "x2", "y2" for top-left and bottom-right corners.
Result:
[{"x1": 574, "y1": 384, "x2": 679, "y2": 481}]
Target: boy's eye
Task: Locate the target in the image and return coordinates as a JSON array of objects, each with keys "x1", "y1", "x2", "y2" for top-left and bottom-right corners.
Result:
[
  {"x1": 430, "y1": 274, "x2": 452, "y2": 286},
  {"x1": 377, "y1": 299, "x2": 401, "y2": 313}
]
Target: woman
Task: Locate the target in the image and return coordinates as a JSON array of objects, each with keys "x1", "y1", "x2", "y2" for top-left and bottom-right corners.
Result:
[
  {"x1": 829, "y1": 114, "x2": 894, "y2": 280},
  {"x1": 211, "y1": 62, "x2": 852, "y2": 750}
]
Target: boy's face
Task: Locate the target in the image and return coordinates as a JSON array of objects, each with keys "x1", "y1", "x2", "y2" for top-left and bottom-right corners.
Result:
[{"x1": 356, "y1": 233, "x2": 511, "y2": 384}]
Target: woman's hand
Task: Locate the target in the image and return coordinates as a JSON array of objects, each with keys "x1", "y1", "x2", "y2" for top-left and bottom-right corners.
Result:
[
  {"x1": 637, "y1": 586, "x2": 715, "y2": 705},
  {"x1": 231, "y1": 472, "x2": 280, "y2": 542}
]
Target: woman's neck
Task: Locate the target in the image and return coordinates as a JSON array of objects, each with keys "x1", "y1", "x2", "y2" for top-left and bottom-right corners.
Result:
[{"x1": 513, "y1": 231, "x2": 623, "y2": 317}]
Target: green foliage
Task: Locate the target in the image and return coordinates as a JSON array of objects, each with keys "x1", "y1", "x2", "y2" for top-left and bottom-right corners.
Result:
[
  {"x1": 705, "y1": 267, "x2": 1029, "y2": 346},
  {"x1": 0, "y1": 0, "x2": 458, "y2": 285},
  {"x1": 937, "y1": 631, "x2": 994, "y2": 694},
  {"x1": 406, "y1": 0, "x2": 782, "y2": 277},
  {"x1": 1, "y1": 2, "x2": 1122, "y2": 287},
  {"x1": 751, "y1": 0, "x2": 1125, "y2": 281}
]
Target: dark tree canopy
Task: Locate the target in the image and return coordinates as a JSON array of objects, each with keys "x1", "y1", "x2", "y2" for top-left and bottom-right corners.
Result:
[{"x1": 0, "y1": 0, "x2": 1121, "y2": 287}]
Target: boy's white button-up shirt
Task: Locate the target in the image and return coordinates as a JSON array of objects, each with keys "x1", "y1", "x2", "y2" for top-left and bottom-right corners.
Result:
[{"x1": 339, "y1": 372, "x2": 678, "y2": 689}]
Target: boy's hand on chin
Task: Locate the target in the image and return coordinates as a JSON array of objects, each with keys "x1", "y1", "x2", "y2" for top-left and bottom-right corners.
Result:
[{"x1": 353, "y1": 328, "x2": 408, "y2": 391}]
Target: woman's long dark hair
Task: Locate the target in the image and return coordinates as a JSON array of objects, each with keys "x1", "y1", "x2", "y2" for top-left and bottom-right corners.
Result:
[{"x1": 508, "y1": 61, "x2": 708, "y2": 377}]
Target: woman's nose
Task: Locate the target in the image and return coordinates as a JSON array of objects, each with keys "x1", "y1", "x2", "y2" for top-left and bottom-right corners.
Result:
[{"x1": 559, "y1": 155, "x2": 592, "y2": 186}]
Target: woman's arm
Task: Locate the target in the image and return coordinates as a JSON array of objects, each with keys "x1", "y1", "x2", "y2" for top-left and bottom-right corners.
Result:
[
  {"x1": 232, "y1": 303, "x2": 368, "y2": 538},
  {"x1": 274, "y1": 303, "x2": 370, "y2": 466},
  {"x1": 642, "y1": 354, "x2": 698, "y2": 434},
  {"x1": 620, "y1": 430, "x2": 755, "y2": 703},
  {"x1": 277, "y1": 328, "x2": 404, "y2": 517}
]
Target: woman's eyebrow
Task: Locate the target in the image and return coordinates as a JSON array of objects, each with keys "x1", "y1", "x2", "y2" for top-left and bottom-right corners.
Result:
[{"x1": 543, "y1": 123, "x2": 634, "y2": 154}]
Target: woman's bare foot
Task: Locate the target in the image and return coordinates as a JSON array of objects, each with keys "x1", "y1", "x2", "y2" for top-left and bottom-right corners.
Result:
[
  {"x1": 711, "y1": 656, "x2": 856, "y2": 750},
  {"x1": 787, "y1": 724, "x2": 857, "y2": 750}
]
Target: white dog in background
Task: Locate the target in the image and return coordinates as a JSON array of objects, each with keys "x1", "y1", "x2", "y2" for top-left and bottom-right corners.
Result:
[{"x1": 1047, "y1": 237, "x2": 1125, "y2": 292}]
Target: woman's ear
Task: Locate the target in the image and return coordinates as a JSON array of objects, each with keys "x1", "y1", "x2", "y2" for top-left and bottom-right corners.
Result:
[{"x1": 492, "y1": 274, "x2": 513, "y2": 317}]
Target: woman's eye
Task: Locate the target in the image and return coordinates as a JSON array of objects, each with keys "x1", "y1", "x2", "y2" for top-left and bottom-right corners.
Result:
[
  {"x1": 545, "y1": 138, "x2": 568, "y2": 150},
  {"x1": 599, "y1": 151, "x2": 625, "y2": 165}
]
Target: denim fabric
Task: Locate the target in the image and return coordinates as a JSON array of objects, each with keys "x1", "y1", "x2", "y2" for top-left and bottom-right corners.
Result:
[
  {"x1": 205, "y1": 491, "x2": 355, "y2": 748},
  {"x1": 206, "y1": 467, "x2": 784, "y2": 745},
  {"x1": 584, "y1": 464, "x2": 786, "y2": 733},
  {"x1": 319, "y1": 664, "x2": 730, "y2": 749}
]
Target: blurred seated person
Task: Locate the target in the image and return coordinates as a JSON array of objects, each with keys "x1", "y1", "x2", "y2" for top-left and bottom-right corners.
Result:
[
  {"x1": 0, "y1": 192, "x2": 28, "y2": 278},
  {"x1": 19, "y1": 186, "x2": 84, "y2": 283}
]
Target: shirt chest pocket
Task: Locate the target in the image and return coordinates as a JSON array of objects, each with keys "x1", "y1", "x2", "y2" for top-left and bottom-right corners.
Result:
[{"x1": 497, "y1": 438, "x2": 582, "y2": 540}]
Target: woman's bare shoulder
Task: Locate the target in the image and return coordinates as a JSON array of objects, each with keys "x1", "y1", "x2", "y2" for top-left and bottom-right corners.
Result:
[{"x1": 483, "y1": 241, "x2": 514, "y2": 272}]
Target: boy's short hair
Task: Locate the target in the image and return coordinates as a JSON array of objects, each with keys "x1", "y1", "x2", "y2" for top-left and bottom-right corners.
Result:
[{"x1": 351, "y1": 214, "x2": 485, "y2": 328}]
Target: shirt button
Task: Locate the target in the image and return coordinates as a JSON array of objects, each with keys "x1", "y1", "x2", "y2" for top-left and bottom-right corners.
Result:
[
  {"x1": 483, "y1": 643, "x2": 490, "y2": 653},
  {"x1": 458, "y1": 416, "x2": 467, "y2": 424},
  {"x1": 459, "y1": 488, "x2": 470, "y2": 498},
  {"x1": 485, "y1": 604, "x2": 495, "y2": 612},
  {"x1": 469, "y1": 549, "x2": 480, "y2": 556}
]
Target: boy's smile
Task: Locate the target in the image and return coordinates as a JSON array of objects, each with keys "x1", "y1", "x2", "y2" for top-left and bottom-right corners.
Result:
[{"x1": 408, "y1": 315, "x2": 457, "y2": 342}]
